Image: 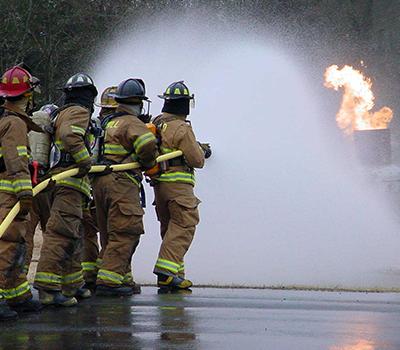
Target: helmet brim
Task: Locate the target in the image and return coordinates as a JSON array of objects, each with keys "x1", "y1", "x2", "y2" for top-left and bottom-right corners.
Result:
[
  {"x1": 114, "y1": 95, "x2": 148, "y2": 101},
  {"x1": 0, "y1": 89, "x2": 31, "y2": 98},
  {"x1": 157, "y1": 94, "x2": 192, "y2": 100}
]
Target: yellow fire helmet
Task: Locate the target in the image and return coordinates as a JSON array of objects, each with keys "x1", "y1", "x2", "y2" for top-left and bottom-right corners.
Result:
[{"x1": 95, "y1": 86, "x2": 118, "y2": 108}]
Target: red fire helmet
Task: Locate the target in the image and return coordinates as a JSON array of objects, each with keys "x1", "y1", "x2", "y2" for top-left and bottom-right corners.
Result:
[{"x1": 0, "y1": 66, "x2": 37, "y2": 98}]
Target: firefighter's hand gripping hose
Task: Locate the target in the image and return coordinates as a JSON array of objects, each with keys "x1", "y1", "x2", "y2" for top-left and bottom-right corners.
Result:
[{"x1": 0, "y1": 151, "x2": 183, "y2": 239}]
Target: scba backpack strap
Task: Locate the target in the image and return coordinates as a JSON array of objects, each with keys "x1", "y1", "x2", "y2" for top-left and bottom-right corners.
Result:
[
  {"x1": 48, "y1": 103, "x2": 92, "y2": 169},
  {"x1": 96, "y1": 111, "x2": 126, "y2": 164}
]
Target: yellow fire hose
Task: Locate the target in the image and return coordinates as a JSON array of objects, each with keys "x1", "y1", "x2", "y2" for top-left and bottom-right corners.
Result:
[{"x1": 0, "y1": 151, "x2": 182, "y2": 239}]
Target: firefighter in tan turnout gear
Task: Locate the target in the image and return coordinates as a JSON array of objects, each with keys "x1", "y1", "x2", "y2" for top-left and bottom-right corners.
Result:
[
  {"x1": 151, "y1": 81, "x2": 211, "y2": 292},
  {"x1": 93, "y1": 78, "x2": 157, "y2": 296},
  {"x1": 0, "y1": 66, "x2": 43, "y2": 319},
  {"x1": 81, "y1": 86, "x2": 118, "y2": 288},
  {"x1": 34, "y1": 73, "x2": 97, "y2": 306}
]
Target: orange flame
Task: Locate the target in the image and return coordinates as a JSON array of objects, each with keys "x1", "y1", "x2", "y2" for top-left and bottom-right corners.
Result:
[{"x1": 324, "y1": 64, "x2": 393, "y2": 135}]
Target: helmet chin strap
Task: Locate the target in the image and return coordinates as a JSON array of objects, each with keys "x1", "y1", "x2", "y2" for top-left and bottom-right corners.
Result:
[{"x1": 26, "y1": 94, "x2": 35, "y2": 114}]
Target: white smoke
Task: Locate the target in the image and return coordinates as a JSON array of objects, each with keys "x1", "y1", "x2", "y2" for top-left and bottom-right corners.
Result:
[{"x1": 92, "y1": 15, "x2": 400, "y2": 289}]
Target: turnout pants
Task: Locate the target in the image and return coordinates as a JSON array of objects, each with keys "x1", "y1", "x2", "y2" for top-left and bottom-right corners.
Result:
[
  {"x1": 0, "y1": 192, "x2": 32, "y2": 304},
  {"x1": 34, "y1": 186, "x2": 85, "y2": 292},
  {"x1": 93, "y1": 172, "x2": 144, "y2": 288},
  {"x1": 24, "y1": 191, "x2": 51, "y2": 273},
  {"x1": 81, "y1": 202, "x2": 99, "y2": 284},
  {"x1": 153, "y1": 182, "x2": 201, "y2": 278}
]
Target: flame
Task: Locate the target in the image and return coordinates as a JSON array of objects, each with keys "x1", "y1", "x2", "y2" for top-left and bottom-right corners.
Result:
[{"x1": 324, "y1": 64, "x2": 393, "y2": 135}]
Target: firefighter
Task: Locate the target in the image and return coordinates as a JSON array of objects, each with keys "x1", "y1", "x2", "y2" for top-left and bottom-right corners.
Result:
[
  {"x1": 95, "y1": 86, "x2": 118, "y2": 123},
  {"x1": 92, "y1": 78, "x2": 157, "y2": 296},
  {"x1": 151, "y1": 81, "x2": 211, "y2": 292},
  {"x1": 24, "y1": 104, "x2": 57, "y2": 275},
  {"x1": 82, "y1": 86, "x2": 118, "y2": 288},
  {"x1": 0, "y1": 66, "x2": 44, "y2": 319},
  {"x1": 33, "y1": 73, "x2": 97, "y2": 306}
]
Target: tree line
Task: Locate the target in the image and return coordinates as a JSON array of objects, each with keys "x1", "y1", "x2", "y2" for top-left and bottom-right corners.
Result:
[{"x1": 0, "y1": 0, "x2": 381, "y2": 106}]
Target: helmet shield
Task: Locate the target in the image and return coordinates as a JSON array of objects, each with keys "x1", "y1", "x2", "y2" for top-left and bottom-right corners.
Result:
[{"x1": 158, "y1": 81, "x2": 193, "y2": 100}]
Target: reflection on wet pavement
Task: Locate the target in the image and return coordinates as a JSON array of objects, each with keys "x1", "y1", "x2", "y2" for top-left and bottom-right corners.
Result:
[{"x1": 1, "y1": 287, "x2": 400, "y2": 349}]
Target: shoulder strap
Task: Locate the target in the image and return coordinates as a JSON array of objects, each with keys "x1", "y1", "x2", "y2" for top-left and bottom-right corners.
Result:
[
  {"x1": 152, "y1": 115, "x2": 177, "y2": 128},
  {"x1": 100, "y1": 111, "x2": 125, "y2": 129},
  {"x1": 97, "y1": 111, "x2": 126, "y2": 163}
]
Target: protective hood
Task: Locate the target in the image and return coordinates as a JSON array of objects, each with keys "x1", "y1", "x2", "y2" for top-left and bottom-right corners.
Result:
[
  {"x1": 161, "y1": 99, "x2": 190, "y2": 115},
  {"x1": 64, "y1": 87, "x2": 96, "y2": 111}
]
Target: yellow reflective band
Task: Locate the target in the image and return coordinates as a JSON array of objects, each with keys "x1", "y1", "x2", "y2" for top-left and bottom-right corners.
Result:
[
  {"x1": 0, "y1": 180, "x2": 14, "y2": 192},
  {"x1": 72, "y1": 148, "x2": 90, "y2": 162},
  {"x1": 122, "y1": 272, "x2": 133, "y2": 283},
  {"x1": 1, "y1": 281, "x2": 30, "y2": 299},
  {"x1": 160, "y1": 146, "x2": 178, "y2": 154},
  {"x1": 55, "y1": 140, "x2": 65, "y2": 150},
  {"x1": 57, "y1": 177, "x2": 91, "y2": 197},
  {"x1": 71, "y1": 125, "x2": 85, "y2": 136},
  {"x1": 61, "y1": 271, "x2": 84, "y2": 284},
  {"x1": 174, "y1": 88, "x2": 180, "y2": 94},
  {"x1": 12, "y1": 77, "x2": 20, "y2": 84},
  {"x1": 158, "y1": 172, "x2": 195, "y2": 184},
  {"x1": 16, "y1": 146, "x2": 28, "y2": 157},
  {"x1": 82, "y1": 262, "x2": 96, "y2": 271},
  {"x1": 155, "y1": 258, "x2": 180, "y2": 273},
  {"x1": 125, "y1": 172, "x2": 140, "y2": 187},
  {"x1": 134, "y1": 132, "x2": 155, "y2": 151},
  {"x1": 97, "y1": 269, "x2": 123, "y2": 284},
  {"x1": 104, "y1": 143, "x2": 129, "y2": 155},
  {"x1": 12, "y1": 179, "x2": 32, "y2": 192},
  {"x1": 34, "y1": 272, "x2": 61, "y2": 284}
]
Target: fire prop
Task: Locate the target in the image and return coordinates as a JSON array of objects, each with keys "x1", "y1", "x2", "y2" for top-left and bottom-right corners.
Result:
[{"x1": 324, "y1": 64, "x2": 393, "y2": 135}]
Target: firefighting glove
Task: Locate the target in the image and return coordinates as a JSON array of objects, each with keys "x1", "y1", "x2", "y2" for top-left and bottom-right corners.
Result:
[
  {"x1": 41, "y1": 179, "x2": 56, "y2": 193},
  {"x1": 96, "y1": 163, "x2": 113, "y2": 177},
  {"x1": 73, "y1": 160, "x2": 92, "y2": 179},
  {"x1": 199, "y1": 142, "x2": 212, "y2": 159},
  {"x1": 18, "y1": 193, "x2": 33, "y2": 216}
]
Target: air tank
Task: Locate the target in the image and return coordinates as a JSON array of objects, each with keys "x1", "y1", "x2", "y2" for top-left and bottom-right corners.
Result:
[{"x1": 29, "y1": 111, "x2": 51, "y2": 167}]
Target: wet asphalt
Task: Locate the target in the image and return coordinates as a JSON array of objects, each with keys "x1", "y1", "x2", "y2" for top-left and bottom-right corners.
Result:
[{"x1": 1, "y1": 286, "x2": 400, "y2": 350}]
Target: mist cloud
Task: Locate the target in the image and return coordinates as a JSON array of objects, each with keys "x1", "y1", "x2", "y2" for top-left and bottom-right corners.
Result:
[{"x1": 92, "y1": 14, "x2": 400, "y2": 289}]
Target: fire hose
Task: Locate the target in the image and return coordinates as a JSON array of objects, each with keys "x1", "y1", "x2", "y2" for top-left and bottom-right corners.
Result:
[{"x1": 0, "y1": 151, "x2": 183, "y2": 239}]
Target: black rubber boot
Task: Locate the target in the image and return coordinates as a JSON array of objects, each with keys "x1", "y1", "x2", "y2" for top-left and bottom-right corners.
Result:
[
  {"x1": 96, "y1": 284, "x2": 133, "y2": 296},
  {"x1": 63, "y1": 287, "x2": 91, "y2": 299},
  {"x1": 0, "y1": 308, "x2": 18, "y2": 321},
  {"x1": 39, "y1": 290, "x2": 77, "y2": 307},
  {"x1": 132, "y1": 283, "x2": 142, "y2": 294},
  {"x1": 157, "y1": 274, "x2": 192, "y2": 292}
]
